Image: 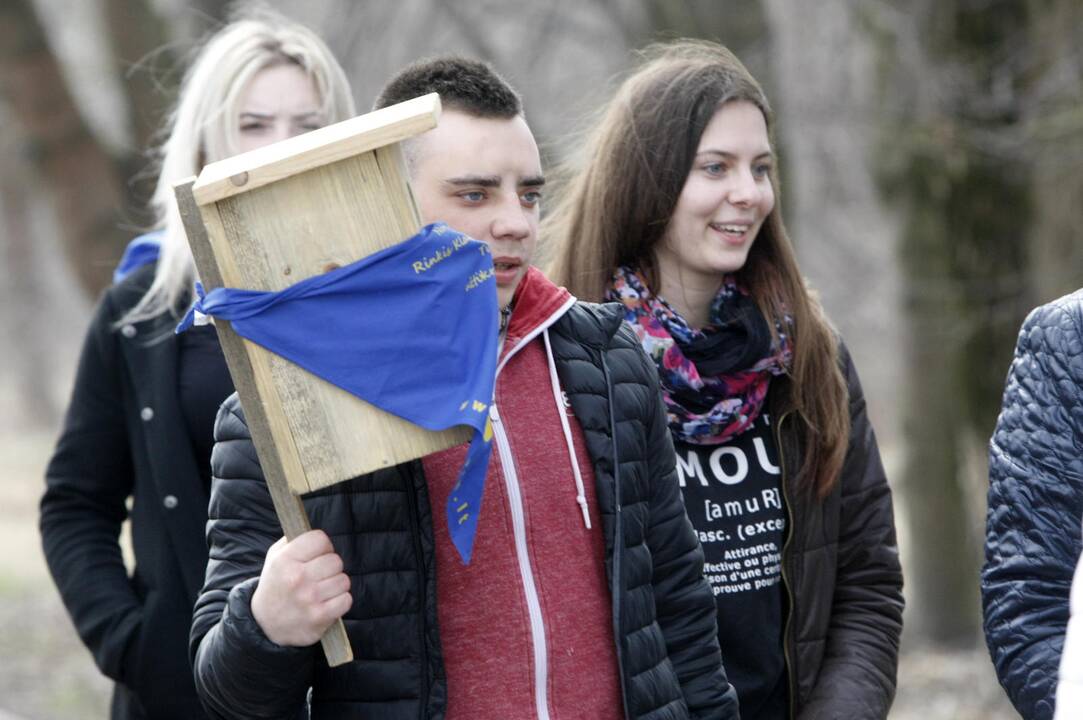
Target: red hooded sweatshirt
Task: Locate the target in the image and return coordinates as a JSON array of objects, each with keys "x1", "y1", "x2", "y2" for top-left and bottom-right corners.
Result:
[{"x1": 422, "y1": 267, "x2": 624, "y2": 720}]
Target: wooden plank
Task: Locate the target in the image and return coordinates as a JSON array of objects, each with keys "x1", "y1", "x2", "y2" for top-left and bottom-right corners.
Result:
[
  {"x1": 197, "y1": 200, "x2": 312, "y2": 493},
  {"x1": 374, "y1": 142, "x2": 422, "y2": 229},
  {"x1": 175, "y1": 178, "x2": 353, "y2": 668},
  {"x1": 198, "y1": 143, "x2": 469, "y2": 495},
  {"x1": 192, "y1": 93, "x2": 440, "y2": 206}
]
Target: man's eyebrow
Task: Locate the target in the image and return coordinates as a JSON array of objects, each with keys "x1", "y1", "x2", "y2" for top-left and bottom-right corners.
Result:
[
  {"x1": 520, "y1": 175, "x2": 546, "y2": 188},
  {"x1": 444, "y1": 175, "x2": 501, "y2": 188}
]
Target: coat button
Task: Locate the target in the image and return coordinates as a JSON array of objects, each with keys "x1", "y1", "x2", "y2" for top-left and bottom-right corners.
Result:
[
  {"x1": 121, "y1": 324, "x2": 137, "y2": 338},
  {"x1": 163, "y1": 495, "x2": 179, "y2": 509},
  {"x1": 140, "y1": 407, "x2": 154, "y2": 421}
]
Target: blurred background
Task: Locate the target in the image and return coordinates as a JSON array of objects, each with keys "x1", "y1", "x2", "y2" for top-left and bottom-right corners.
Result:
[{"x1": 1, "y1": 0, "x2": 1080, "y2": 717}]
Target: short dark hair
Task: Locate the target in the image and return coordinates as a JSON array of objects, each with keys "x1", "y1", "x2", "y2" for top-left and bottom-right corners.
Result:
[{"x1": 374, "y1": 56, "x2": 522, "y2": 117}]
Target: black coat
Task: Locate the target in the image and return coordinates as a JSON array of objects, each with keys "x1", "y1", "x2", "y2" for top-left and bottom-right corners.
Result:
[
  {"x1": 772, "y1": 345, "x2": 904, "y2": 719},
  {"x1": 983, "y1": 289, "x2": 1083, "y2": 720},
  {"x1": 40, "y1": 265, "x2": 214, "y2": 720},
  {"x1": 191, "y1": 301, "x2": 739, "y2": 720}
]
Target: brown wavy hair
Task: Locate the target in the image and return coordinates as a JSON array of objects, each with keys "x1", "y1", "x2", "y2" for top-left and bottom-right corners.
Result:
[{"x1": 543, "y1": 40, "x2": 849, "y2": 497}]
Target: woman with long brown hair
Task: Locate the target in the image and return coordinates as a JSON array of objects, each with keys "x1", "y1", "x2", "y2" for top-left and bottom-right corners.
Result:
[{"x1": 545, "y1": 40, "x2": 903, "y2": 719}]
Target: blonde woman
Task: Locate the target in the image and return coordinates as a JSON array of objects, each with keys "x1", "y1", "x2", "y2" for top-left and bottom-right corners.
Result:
[
  {"x1": 40, "y1": 9, "x2": 354, "y2": 719},
  {"x1": 545, "y1": 41, "x2": 903, "y2": 719}
]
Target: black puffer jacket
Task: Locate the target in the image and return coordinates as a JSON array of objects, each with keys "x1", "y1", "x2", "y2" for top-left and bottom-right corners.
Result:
[
  {"x1": 983, "y1": 289, "x2": 1083, "y2": 720},
  {"x1": 190, "y1": 301, "x2": 738, "y2": 720},
  {"x1": 771, "y1": 345, "x2": 904, "y2": 719}
]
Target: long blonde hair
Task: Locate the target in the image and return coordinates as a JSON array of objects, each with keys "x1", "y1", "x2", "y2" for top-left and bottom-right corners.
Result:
[
  {"x1": 121, "y1": 5, "x2": 355, "y2": 325},
  {"x1": 544, "y1": 41, "x2": 849, "y2": 497}
]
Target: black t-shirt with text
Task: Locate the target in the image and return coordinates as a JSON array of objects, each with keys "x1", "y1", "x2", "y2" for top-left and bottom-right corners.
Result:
[{"x1": 675, "y1": 411, "x2": 788, "y2": 720}]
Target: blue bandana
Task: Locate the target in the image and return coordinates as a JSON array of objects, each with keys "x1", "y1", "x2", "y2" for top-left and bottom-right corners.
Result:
[{"x1": 178, "y1": 223, "x2": 498, "y2": 563}]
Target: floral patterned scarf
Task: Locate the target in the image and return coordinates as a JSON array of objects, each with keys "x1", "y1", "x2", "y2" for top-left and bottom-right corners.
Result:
[{"x1": 607, "y1": 266, "x2": 793, "y2": 445}]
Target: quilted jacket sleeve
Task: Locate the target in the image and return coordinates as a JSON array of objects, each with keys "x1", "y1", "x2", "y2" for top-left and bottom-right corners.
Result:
[
  {"x1": 1055, "y1": 521, "x2": 1083, "y2": 720},
  {"x1": 799, "y1": 349, "x2": 904, "y2": 719},
  {"x1": 983, "y1": 294, "x2": 1083, "y2": 720},
  {"x1": 190, "y1": 394, "x2": 315, "y2": 719},
  {"x1": 631, "y1": 334, "x2": 740, "y2": 720}
]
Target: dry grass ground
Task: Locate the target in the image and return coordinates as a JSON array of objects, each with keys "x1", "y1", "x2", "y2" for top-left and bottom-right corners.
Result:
[
  {"x1": 1, "y1": 431, "x2": 1019, "y2": 719},
  {"x1": 1, "y1": 432, "x2": 109, "y2": 720}
]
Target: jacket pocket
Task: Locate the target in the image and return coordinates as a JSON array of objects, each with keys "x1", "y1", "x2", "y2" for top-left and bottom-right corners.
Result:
[{"x1": 118, "y1": 588, "x2": 156, "y2": 696}]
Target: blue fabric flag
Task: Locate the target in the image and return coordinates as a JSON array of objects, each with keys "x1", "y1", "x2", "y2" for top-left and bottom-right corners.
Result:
[
  {"x1": 113, "y1": 231, "x2": 163, "y2": 283},
  {"x1": 178, "y1": 223, "x2": 498, "y2": 563}
]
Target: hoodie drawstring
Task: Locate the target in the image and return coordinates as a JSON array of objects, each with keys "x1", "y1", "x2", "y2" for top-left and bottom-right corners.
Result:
[{"x1": 542, "y1": 328, "x2": 591, "y2": 530}]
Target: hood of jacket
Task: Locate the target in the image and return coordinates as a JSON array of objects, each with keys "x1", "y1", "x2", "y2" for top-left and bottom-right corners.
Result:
[{"x1": 505, "y1": 266, "x2": 575, "y2": 341}]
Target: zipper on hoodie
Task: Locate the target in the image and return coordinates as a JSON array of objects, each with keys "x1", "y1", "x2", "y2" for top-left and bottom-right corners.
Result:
[
  {"x1": 489, "y1": 402, "x2": 551, "y2": 720},
  {"x1": 775, "y1": 410, "x2": 797, "y2": 720},
  {"x1": 484, "y1": 295, "x2": 575, "y2": 720}
]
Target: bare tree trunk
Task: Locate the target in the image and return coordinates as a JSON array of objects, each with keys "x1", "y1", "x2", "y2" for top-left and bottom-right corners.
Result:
[
  {"x1": 102, "y1": 0, "x2": 177, "y2": 220},
  {"x1": 0, "y1": 98, "x2": 91, "y2": 431},
  {"x1": 761, "y1": 0, "x2": 903, "y2": 442},
  {"x1": 868, "y1": 0, "x2": 1038, "y2": 645},
  {"x1": 1026, "y1": 0, "x2": 1083, "y2": 303},
  {"x1": 0, "y1": 0, "x2": 128, "y2": 296},
  {"x1": 0, "y1": 163, "x2": 64, "y2": 428},
  {"x1": 0, "y1": 0, "x2": 187, "y2": 429},
  {"x1": 103, "y1": 0, "x2": 173, "y2": 151},
  {"x1": 894, "y1": 164, "x2": 985, "y2": 644}
]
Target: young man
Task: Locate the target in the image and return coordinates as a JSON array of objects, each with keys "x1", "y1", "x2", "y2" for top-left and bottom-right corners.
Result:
[{"x1": 190, "y1": 58, "x2": 737, "y2": 720}]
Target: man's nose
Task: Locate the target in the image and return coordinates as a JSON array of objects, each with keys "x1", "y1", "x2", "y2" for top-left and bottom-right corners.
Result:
[{"x1": 491, "y1": 196, "x2": 532, "y2": 241}]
